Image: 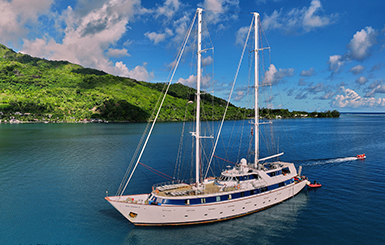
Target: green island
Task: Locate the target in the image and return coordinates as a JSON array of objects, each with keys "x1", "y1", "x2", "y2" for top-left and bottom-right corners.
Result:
[{"x1": 0, "y1": 44, "x2": 339, "y2": 123}]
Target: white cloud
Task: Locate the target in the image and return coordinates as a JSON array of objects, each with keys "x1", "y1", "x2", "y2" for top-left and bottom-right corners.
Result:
[
  {"x1": 144, "y1": 29, "x2": 173, "y2": 44},
  {"x1": 263, "y1": 64, "x2": 278, "y2": 84},
  {"x1": 154, "y1": 0, "x2": 182, "y2": 20},
  {"x1": 349, "y1": 65, "x2": 365, "y2": 75},
  {"x1": 170, "y1": 14, "x2": 190, "y2": 45},
  {"x1": 300, "y1": 67, "x2": 315, "y2": 77},
  {"x1": 332, "y1": 86, "x2": 385, "y2": 108},
  {"x1": 20, "y1": 0, "x2": 142, "y2": 78},
  {"x1": 365, "y1": 81, "x2": 385, "y2": 97},
  {"x1": 234, "y1": 91, "x2": 245, "y2": 101},
  {"x1": 262, "y1": 64, "x2": 294, "y2": 85},
  {"x1": 106, "y1": 48, "x2": 130, "y2": 58},
  {"x1": 177, "y1": 74, "x2": 212, "y2": 89},
  {"x1": 202, "y1": 56, "x2": 214, "y2": 67},
  {"x1": 261, "y1": 10, "x2": 282, "y2": 31},
  {"x1": 302, "y1": 0, "x2": 333, "y2": 30},
  {"x1": 199, "y1": 0, "x2": 240, "y2": 25},
  {"x1": 262, "y1": 0, "x2": 337, "y2": 34},
  {"x1": 235, "y1": 26, "x2": 250, "y2": 46},
  {"x1": 0, "y1": 0, "x2": 53, "y2": 44},
  {"x1": 327, "y1": 26, "x2": 379, "y2": 77},
  {"x1": 115, "y1": 61, "x2": 154, "y2": 81},
  {"x1": 355, "y1": 76, "x2": 368, "y2": 85},
  {"x1": 306, "y1": 82, "x2": 325, "y2": 94},
  {"x1": 327, "y1": 54, "x2": 345, "y2": 73},
  {"x1": 347, "y1": 26, "x2": 378, "y2": 61}
]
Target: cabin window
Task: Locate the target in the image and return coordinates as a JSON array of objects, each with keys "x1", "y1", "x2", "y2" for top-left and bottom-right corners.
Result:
[
  {"x1": 201, "y1": 198, "x2": 206, "y2": 204},
  {"x1": 185, "y1": 199, "x2": 190, "y2": 205},
  {"x1": 250, "y1": 190, "x2": 255, "y2": 195},
  {"x1": 282, "y1": 168, "x2": 290, "y2": 174},
  {"x1": 241, "y1": 192, "x2": 245, "y2": 197},
  {"x1": 216, "y1": 196, "x2": 221, "y2": 202},
  {"x1": 228, "y1": 194, "x2": 232, "y2": 200},
  {"x1": 278, "y1": 182, "x2": 285, "y2": 187},
  {"x1": 270, "y1": 172, "x2": 276, "y2": 177},
  {"x1": 261, "y1": 187, "x2": 268, "y2": 193},
  {"x1": 252, "y1": 174, "x2": 259, "y2": 180}
]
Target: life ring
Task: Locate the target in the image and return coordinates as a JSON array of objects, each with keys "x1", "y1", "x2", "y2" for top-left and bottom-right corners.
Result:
[{"x1": 237, "y1": 184, "x2": 241, "y2": 189}]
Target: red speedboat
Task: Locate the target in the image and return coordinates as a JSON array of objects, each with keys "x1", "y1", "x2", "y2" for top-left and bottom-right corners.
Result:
[{"x1": 356, "y1": 154, "x2": 366, "y2": 160}]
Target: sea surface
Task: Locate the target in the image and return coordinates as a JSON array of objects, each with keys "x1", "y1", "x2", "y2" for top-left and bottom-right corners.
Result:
[{"x1": 1, "y1": 114, "x2": 384, "y2": 244}]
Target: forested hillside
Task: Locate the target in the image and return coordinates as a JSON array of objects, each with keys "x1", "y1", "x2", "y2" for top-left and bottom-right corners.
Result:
[
  {"x1": 0, "y1": 44, "x2": 244, "y2": 123},
  {"x1": 0, "y1": 44, "x2": 339, "y2": 123}
]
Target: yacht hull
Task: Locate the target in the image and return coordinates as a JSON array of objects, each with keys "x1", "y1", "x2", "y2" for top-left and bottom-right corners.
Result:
[{"x1": 106, "y1": 180, "x2": 308, "y2": 226}]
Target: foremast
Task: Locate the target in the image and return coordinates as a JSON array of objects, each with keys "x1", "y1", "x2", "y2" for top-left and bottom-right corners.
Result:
[{"x1": 252, "y1": 12, "x2": 284, "y2": 168}]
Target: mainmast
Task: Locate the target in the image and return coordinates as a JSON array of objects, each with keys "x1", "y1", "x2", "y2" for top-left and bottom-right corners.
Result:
[
  {"x1": 195, "y1": 8, "x2": 203, "y2": 185},
  {"x1": 254, "y1": 13, "x2": 260, "y2": 169}
]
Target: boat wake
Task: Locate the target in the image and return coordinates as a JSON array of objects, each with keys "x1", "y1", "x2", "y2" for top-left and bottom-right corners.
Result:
[{"x1": 298, "y1": 157, "x2": 358, "y2": 167}]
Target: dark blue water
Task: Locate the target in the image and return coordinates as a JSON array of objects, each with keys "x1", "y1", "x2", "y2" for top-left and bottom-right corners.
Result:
[{"x1": 1, "y1": 114, "x2": 384, "y2": 244}]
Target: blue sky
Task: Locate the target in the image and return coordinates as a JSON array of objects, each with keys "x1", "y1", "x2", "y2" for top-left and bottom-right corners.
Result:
[{"x1": 1, "y1": 0, "x2": 384, "y2": 112}]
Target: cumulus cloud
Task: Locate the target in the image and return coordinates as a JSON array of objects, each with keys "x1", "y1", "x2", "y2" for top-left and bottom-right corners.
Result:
[
  {"x1": 364, "y1": 80, "x2": 385, "y2": 97},
  {"x1": 262, "y1": 64, "x2": 294, "y2": 85},
  {"x1": 202, "y1": 56, "x2": 214, "y2": 67},
  {"x1": 355, "y1": 76, "x2": 368, "y2": 85},
  {"x1": 327, "y1": 26, "x2": 380, "y2": 78},
  {"x1": 262, "y1": 0, "x2": 337, "y2": 34},
  {"x1": 306, "y1": 82, "x2": 325, "y2": 94},
  {"x1": 234, "y1": 91, "x2": 245, "y2": 101},
  {"x1": 106, "y1": 48, "x2": 130, "y2": 57},
  {"x1": 0, "y1": 0, "x2": 54, "y2": 44},
  {"x1": 115, "y1": 61, "x2": 154, "y2": 81},
  {"x1": 20, "y1": 0, "x2": 142, "y2": 78},
  {"x1": 177, "y1": 74, "x2": 212, "y2": 89},
  {"x1": 327, "y1": 54, "x2": 345, "y2": 74},
  {"x1": 154, "y1": 0, "x2": 182, "y2": 20},
  {"x1": 144, "y1": 28, "x2": 173, "y2": 44},
  {"x1": 349, "y1": 65, "x2": 365, "y2": 75},
  {"x1": 199, "y1": 0, "x2": 240, "y2": 25},
  {"x1": 347, "y1": 26, "x2": 378, "y2": 61},
  {"x1": 235, "y1": 26, "x2": 250, "y2": 46},
  {"x1": 300, "y1": 67, "x2": 315, "y2": 77},
  {"x1": 332, "y1": 86, "x2": 385, "y2": 108}
]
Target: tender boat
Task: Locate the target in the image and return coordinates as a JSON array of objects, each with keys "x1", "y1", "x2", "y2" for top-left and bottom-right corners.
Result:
[
  {"x1": 308, "y1": 182, "x2": 322, "y2": 188},
  {"x1": 105, "y1": 8, "x2": 310, "y2": 226}
]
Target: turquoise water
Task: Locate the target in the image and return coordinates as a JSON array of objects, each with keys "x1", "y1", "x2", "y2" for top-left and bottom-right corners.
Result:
[{"x1": 0, "y1": 114, "x2": 384, "y2": 244}]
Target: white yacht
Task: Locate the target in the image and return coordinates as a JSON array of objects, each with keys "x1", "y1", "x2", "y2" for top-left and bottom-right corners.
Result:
[{"x1": 106, "y1": 8, "x2": 309, "y2": 226}]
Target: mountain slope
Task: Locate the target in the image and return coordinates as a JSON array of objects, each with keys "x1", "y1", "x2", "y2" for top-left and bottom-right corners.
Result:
[{"x1": 0, "y1": 44, "x2": 243, "y2": 123}]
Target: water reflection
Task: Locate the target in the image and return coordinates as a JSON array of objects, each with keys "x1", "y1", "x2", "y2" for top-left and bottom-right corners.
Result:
[{"x1": 122, "y1": 192, "x2": 309, "y2": 245}]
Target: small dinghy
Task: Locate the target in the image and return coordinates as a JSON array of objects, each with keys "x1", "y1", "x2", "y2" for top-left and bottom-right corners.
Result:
[
  {"x1": 308, "y1": 183, "x2": 322, "y2": 188},
  {"x1": 308, "y1": 181, "x2": 322, "y2": 188}
]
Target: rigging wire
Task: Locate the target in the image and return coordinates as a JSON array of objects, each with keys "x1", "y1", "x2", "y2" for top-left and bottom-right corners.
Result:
[{"x1": 139, "y1": 162, "x2": 176, "y2": 181}]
